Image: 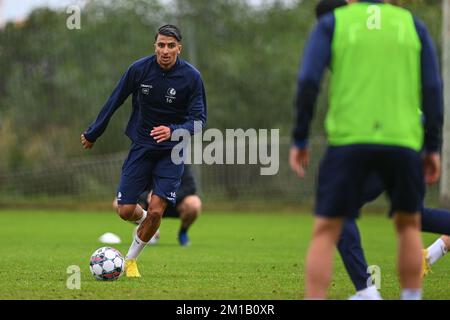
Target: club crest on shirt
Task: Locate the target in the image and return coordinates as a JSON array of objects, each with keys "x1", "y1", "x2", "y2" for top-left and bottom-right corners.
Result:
[{"x1": 165, "y1": 87, "x2": 177, "y2": 103}]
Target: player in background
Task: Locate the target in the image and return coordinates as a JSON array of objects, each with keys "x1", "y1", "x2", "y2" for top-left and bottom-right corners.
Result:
[
  {"x1": 315, "y1": 0, "x2": 449, "y2": 300},
  {"x1": 82, "y1": 25, "x2": 207, "y2": 277},
  {"x1": 291, "y1": 0, "x2": 443, "y2": 299},
  {"x1": 113, "y1": 165, "x2": 202, "y2": 246}
]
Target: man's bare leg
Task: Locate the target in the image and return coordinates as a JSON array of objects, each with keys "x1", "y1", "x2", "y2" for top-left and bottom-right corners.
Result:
[
  {"x1": 115, "y1": 199, "x2": 147, "y2": 224},
  {"x1": 123, "y1": 195, "x2": 167, "y2": 277},
  {"x1": 394, "y1": 212, "x2": 423, "y2": 300},
  {"x1": 137, "y1": 194, "x2": 167, "y2": 243},
  {"x1": 177, "y1": 195, "x2": 202, "y2": 246},
  {"x1": 305, "y1": 217, "x2": 343, "y2": 299}
]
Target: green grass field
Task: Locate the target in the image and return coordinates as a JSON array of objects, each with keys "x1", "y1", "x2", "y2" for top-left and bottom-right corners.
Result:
[{"x1": 0, "y1": 210, "x2": 448, "y2": 300}]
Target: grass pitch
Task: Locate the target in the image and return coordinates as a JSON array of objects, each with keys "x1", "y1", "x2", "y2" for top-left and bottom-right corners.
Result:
[{"x1": 0, "y1": 210, "x2": 448, "y2": 300}]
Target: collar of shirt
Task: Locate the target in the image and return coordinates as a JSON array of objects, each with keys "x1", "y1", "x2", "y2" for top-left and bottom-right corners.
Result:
[{"x1": 155, "y1": 56, "x2": 182, "y2": 74}]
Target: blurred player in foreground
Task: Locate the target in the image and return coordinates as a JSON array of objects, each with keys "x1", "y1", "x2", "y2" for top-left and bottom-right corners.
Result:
[
  {"x1": 314, "y1": 0, "x2": 449, "y2": 300},
  {"x1": 291, "y1": 0, "x2": 443, "y2": 299}
]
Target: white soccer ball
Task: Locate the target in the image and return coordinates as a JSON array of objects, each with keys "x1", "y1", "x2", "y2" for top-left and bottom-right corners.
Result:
[{"x1": 89, "y1": 247, "x2": 124, "y2": 281}]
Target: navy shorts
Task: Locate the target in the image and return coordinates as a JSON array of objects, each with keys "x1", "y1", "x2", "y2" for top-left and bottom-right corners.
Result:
[
  {"x1": 359, "y1": 173, "x2": 384, "y2": 207},
  {"x1": 137, "y1": 165, "x2": 198, "y2": 218},
  {"x1": 117, "y1": 143, "x2": 184, "y2": 206},
  {"x1": 315, "y1": 144, "x2": 425, "y2": 219}
]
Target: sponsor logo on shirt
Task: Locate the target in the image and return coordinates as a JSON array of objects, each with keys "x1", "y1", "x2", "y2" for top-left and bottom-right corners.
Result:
[{"x1": 140, "y1": 84, "x2": 153, "y2": 95}]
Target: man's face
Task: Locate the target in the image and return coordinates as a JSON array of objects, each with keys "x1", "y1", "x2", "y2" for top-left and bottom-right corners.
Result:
[{"x1": 155, "y1": 34, "x2": 182, "y2": 70}]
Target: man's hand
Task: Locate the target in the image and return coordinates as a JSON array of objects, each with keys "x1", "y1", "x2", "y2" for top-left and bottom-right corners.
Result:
[
  {"x1": 289, "y1": 146, "x2": 310, "y2": 178},
  {"x1": 423, "y1": 152, "x2": 441, "y2": 185},
  {"x1": 151, "y1": 126, "x2": 171, "y2": 143},
  {"x1": 81, "y1": 134, "x2": 94, "y2": 149}
]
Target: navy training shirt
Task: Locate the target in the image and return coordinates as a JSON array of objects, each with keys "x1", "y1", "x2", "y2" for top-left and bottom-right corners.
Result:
[
  {"x1": 293, "y1": 0, "x2": 443, "y2": 152},
  {"x1": 84, "y1": 55, "x2": 207, "y2": 150}
]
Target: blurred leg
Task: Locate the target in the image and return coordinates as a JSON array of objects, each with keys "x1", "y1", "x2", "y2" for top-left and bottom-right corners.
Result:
[
  {"x1": 426, "y1": 235, "x2": 449, "y2": 266},
  {"x1": 442, "y1": 235, "x2": 450, "y2": 248},
  {"x1": 337, "y1": 219, "x2": 371, "y2": 291},
  {"x1": 421, "y1": 207, "x2": 450, "y2": 235},
  {"x1": 305, "y1": 217, "x2": 343, "y2": 299},
  {"x1": 178, "y1": 195, "x2": 202, "y2": 231},
  {"x1": 394, "y1": 212, "x2": 422, "y2": 293}
]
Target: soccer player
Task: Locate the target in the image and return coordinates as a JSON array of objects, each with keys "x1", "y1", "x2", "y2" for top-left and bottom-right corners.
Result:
[
  {"x1": 290, "y1": 0, "x2": 443, "y2": 299},
  {"x1": 315, "y1": 0, "x2": 449, "y2": 300},
  {"x1": 113, "y1": 165, "x2": 202, "y2": 246},
  {"x1": 81, "y1": 25, "x2": 207, "y2": 278}
]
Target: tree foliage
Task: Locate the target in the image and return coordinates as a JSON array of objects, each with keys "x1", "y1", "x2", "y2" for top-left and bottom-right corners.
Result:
[{"x1": 0, "y1": 0, "x2": 443, "y2": 172}]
